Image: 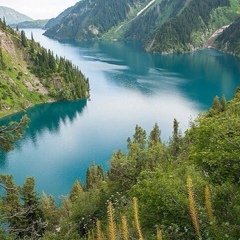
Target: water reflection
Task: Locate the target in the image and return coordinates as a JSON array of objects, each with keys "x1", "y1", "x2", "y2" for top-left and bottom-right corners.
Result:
[
  {"x1": 0, "y1": 100, "x2": 87, "y2": 167},
  {"x1": 71, "y1": 40, "x2": 240, "y2": 106}
]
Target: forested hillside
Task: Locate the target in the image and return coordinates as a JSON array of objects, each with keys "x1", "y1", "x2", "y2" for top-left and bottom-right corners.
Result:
[
  {"x1": 215, "y1": 16, "x2": 240, "y2": 56},
  {"x1": 0, "y1": 87, "x2": 239, "y2": 239},
  {"x1": 44, "y1": 5, "x2": 75, "y2": 30},
  {"x1": 147, "y1": 0, "x2": 240, "y2": 53},
  {"x1": 44, "y1": 0, "x2": 151, "y2": 40},
  {"x1": 0, "y1": 19, "x2": 89, "y2": 118},
  {"x1": 44, "y1": 0, "x2": 240, "y2": 54}
]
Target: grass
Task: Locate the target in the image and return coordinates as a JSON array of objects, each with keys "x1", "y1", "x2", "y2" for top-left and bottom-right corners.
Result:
[{"x1": 0, "y1": 44, "x2": 49, "y2": 118}]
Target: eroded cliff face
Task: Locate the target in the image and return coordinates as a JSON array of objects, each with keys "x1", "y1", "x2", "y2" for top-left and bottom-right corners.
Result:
[
  {"x1": 0, "y1": 29, "x2": 50, "y2": 116},
  {"x1": 0, "y1": 30, "x2": 48, "y2": 96},
  {"x1": 0, "y1": 30, "x2": 17, "y2": 57}
]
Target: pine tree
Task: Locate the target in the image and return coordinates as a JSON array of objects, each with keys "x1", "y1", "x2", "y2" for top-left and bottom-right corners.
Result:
[
  {"x1": 20, "y1": 30, "x2": 28, "y2": 47},
  {"x1": 133, "y1": 125, "x2": 147, "y2": 149},
  {"x1": 21, "y1": 177, "x2": 46, "y2": 238},
  {"x1": 148, "y1": 123, "x2": 161, "y2": 147},
  {"x1": 170, "y1": 118, "x2": 181, "y2": 156},
  {"x1": 221, "y1": 95, "x2": 227, "y2": 111},
  {"x1": 86, "y1": 163, "x2": 104, "y2": 189},
  {"x1": 0, "y1": 175, "x2": 22, "y2": 236},
  {"x1": 212, "y1": 96, "x2": 221, "y2": 112},
  {"x1": 0, "y1": 46, "x2": 5, "y2": 70},
  {"x1": 0, "y1": 115, "x2": 29, "y2": 151},
  {"x1": 69, "y1": 180, "x2": 84, "y2": 202}
]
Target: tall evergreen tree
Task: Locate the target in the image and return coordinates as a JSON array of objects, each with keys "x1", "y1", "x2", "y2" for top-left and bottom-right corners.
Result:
[
  {"x1": 21, "y1": 177, "x2": 46, "y2": 238},
  {"x1": 86, "y1": 163, "x2": 104, "y2": 189},
  {"x1": 0, "y1": 175, "x2": 21, "y2": 237},
  {"x1": 20, "y1": 30, "x2": 28, "y2": 47},
  {"x1": 221, "y1": 95, "x2": 227, "y2": 111},
  {"x1": 69, "y1": 180, "x2": 84, "y2": 203},
  {"x1": 148, "y1": 122, "x2": 161, "y2": 147}
]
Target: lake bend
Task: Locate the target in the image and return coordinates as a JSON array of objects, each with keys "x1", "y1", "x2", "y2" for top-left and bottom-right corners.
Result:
[{"x1": 0, "y1": 29, "x2": 240, "y2": 201}]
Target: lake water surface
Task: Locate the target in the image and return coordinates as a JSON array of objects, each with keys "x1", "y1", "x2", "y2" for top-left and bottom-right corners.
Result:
[{"x1": 0, "y1": 29, "x2": 240, "y2": 200}]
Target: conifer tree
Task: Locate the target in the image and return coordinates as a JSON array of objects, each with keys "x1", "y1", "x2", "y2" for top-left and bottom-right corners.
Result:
[
  {"x1": 69, "y1": 180, "x2": 84, "y2": 202},
  {"x1": 221, "y1": 95, "x2": 227, "y2": 111},
  {"x1": 133, "y1": 125, "x2": 147, "y2": 149},
  {"x1": 0, "y1": 175, "x2": 21, "y2": 236},
  {"x1": 148, "y1": 122, "x2": 161, "y2": 147},
  {"x1": 0, "y1": 115, "x2": 29, "y2": 151},
  {"x1": 170, "y1": 118, "x2": 181, "y2": 156},
  {"x1": 86, "y1": 163, "x2": 104, "y2": 189},
  {"x1": 212, "y1": 96, "x2": 221, "y2": 113},
  {"x1": 20, "y1": 30, "x2": 28, "y2": 47},
  {"x1": 21, "y1": 177, "x2": 46, "y2": 238},
  {"x1": 0, "y1": 46, "x2": 4, "y2": 70}
]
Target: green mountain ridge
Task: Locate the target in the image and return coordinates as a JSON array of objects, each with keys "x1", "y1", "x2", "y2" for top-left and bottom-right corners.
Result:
[
  {"x1": 44, "y1": 0, "x2": 240, "y2": 54},
  {"x1": 10, "y1": 19, "x2": 49, "y2": 29},
  {"x1": 0, "y1": 20, "x2": 89, "y2": 118},
  {"x1": 215, "y1": 16, "x2": 240, "y2": 56}
]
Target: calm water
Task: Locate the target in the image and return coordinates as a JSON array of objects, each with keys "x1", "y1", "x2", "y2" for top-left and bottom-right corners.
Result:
[{"x1": 0, "y1": 29, "x2": 240, "y2": 200}]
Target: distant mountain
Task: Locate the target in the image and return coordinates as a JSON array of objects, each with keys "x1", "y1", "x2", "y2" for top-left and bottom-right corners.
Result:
[
  {"x1": 0, "y1": 6, "x2": 32, "y2": 25},
  {"x1": 44, "y1": 5, "x2": 75, "y2": 29},
  {"x1": 10, "y1": 19, "x2": 48, "y2": 29},
  {"x1": 44, "y1": 0, "x2": 240, "y2": 54},
  {"x1": 215, "y1": 17, "x2": 240, "y2": 56}
]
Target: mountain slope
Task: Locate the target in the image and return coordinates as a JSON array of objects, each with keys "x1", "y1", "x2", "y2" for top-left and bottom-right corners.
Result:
[
  {"x1": 44, "y1": 0, "x2": 240, "y2": 54},
  {"x1": 44, "y1": 5, "x2": 75, "y2": 30},
  {"x1": 44, "y1": 0, "x2": 151, "y2": 40},
  {"x1": 0, "y1": 20, "x2": 89, "y2": 118},
  {"x1": 146, "y1": 0, "x2": 240, "y2": 53},
  {"x1": 0, "y1": 6, "x2": 32, "y2": 24},
  {"x1": 215, "y1": 17, "x2": 240, "y2": 56}
]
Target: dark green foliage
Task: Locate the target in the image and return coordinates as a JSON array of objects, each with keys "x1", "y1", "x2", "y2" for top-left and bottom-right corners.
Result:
[
  {"x1": 148, "y1": 0, "x2": 231, "y2": 53},
  {"x1": 170, "y1": 118, "x2": 182, "y2": 156},
  {"x1": 0, "y1": 175, "x2": 21, "y2": 237},
  {"x1": 20, "y1": 177, "x2": 46, "y2": 238},
  {"x1": 43, "y1": 0, "x2": 240, "y2": 55},
  {"x1": 0, "y1": 46, "x2": 5, "y2": 70},
  {"x1": 0, "y1": 21, "x2": 90, "y2": 118},
  {"x1": 0, "y1": 176, "x2": 46, "y2": 238},
  {"x1": 86, "y1": 163, "x2": 104, "y2": 189},
  {"x1": 0, "y1": 115, "x2": 29, "y2": 151},
  {"x1": 148, "y1": 122, "x2": 161, "y2": 147},
  {"x1": 26, "y1": 35, "x2": 90, "y2": 101},
  {"x1": 41, "y1": 193, "x2": 59, "y2": 232},
  {"x1": 187, "y1": 88, "x2": 240, "y2": 185},
  {"x1": 0, "y1": 60, "x2": 240, "y2": 239},
  {"x1": 216, "y1": 16, "x2": 240, "y2": 55},
  {"x1": 124, "y1": 0, "x2": 189, "y2": 41},
  {"x1": 44, "y1": 0, "x2": 150, "y2": 40},
  {"x1": 109, "y1": 124, "x2": 166, "y2": 191},
  {"x1": 20, "y1": 30, "x2": 28, "y2": 47}
]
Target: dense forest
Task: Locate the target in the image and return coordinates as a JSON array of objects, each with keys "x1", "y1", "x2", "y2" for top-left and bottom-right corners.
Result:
[
  {"x1": 0, "y1": 19, "x2": 89, "y2": 117},
  {"x1": 215, "y1": 16, "x2": 240, "y2": 56},
  {"x1": 0, "y1": 87, "x2": 239, "y2": 239},
  {"x1": 44, "y1": 0, "x2": 240, "y2": 55},
  {"x1": 44, "y1": 0, "x2": 150, "y2": 40},
  {"x1": 147, "y1": 0, "x2": 238, "y2": 53}
]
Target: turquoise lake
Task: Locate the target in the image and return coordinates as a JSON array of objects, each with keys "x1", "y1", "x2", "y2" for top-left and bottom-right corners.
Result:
[{"x1": 0, "y1": 29, "x2": 240, "y2": 200}]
